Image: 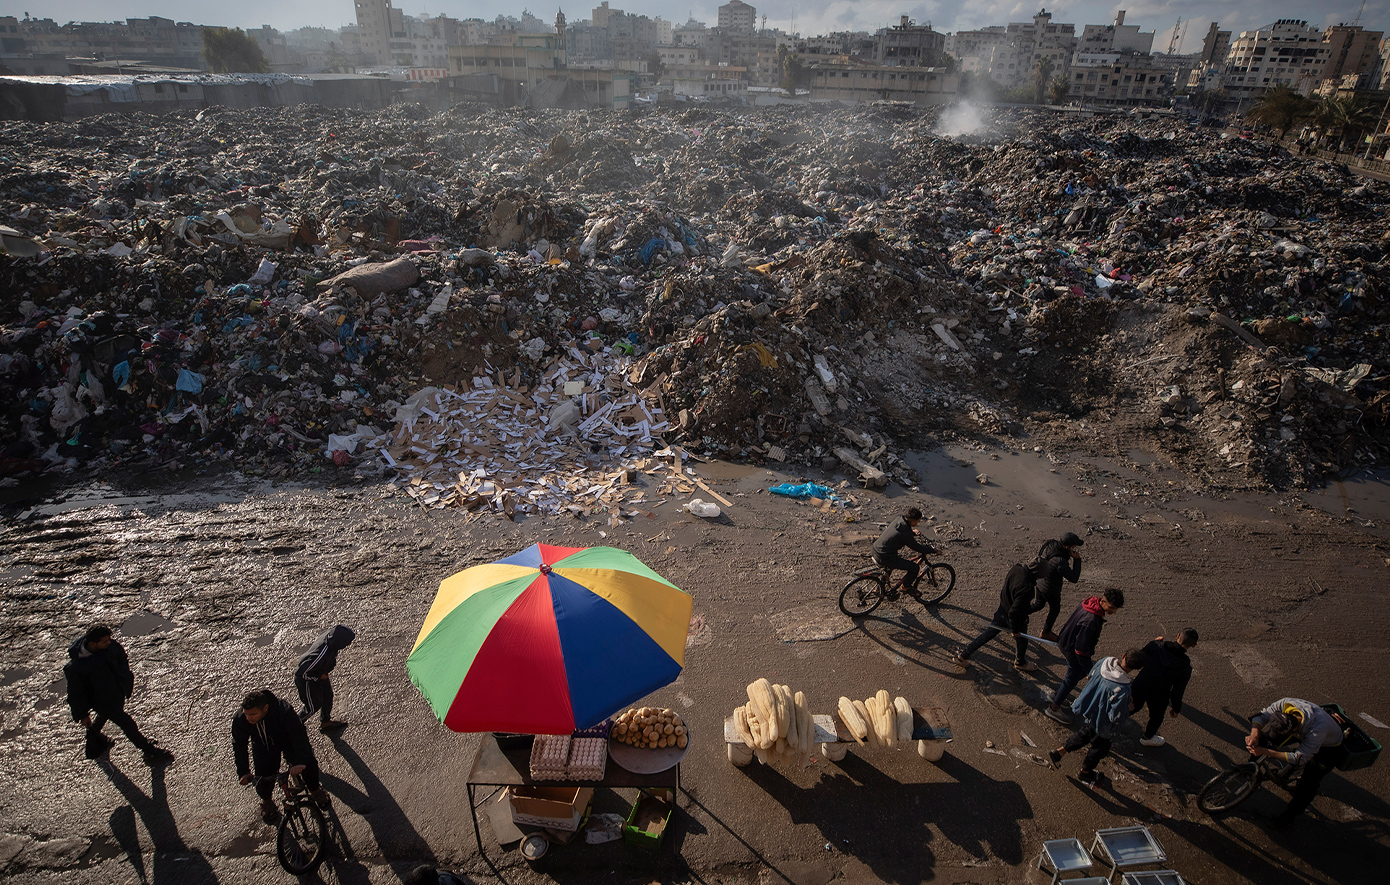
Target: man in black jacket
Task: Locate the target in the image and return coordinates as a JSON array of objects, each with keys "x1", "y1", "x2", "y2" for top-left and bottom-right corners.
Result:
[
  {"x1": 872, "y1": 507, "x2": 938, "y2": 593},
  {"x1": 1046, "y1": 588, "x2": 1124, "y2": 722},
  {"x1": 1131, "y1": 628, "x2": 1198, "y2": 747},
  {"x1": 234, "y1": 689, "x2": 330, "y2": 823},
  {"x1": 1030, "y1": 532, "x2": 1083, "y2": 641},
  {"x1": 64, "y1": 624, "x2": 173, "y2": 764},
  {"x1": 953, "y1": 560, "x2": 1044, "y2": 672},
  {"x1": 294, "y1": 625, "x2": 355, "y2": 732}
]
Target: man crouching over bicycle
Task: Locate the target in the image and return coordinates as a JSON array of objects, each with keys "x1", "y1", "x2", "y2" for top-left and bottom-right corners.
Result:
[
  {"x1": 1247, "y1": 698, "x2": 1347, "y2": 829},
  {"x1": 873, "y1": 507, "x2": 938, "y2": 594},
  {"x1": 235, "y1": 689, "x2": 332, "y2": 823}
]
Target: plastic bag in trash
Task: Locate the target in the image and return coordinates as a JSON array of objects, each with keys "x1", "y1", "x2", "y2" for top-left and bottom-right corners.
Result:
[
  {"x1": 769, "y1": 482, "x2": 836, "y2": 500},
  {"x1": 685, "y1": 498, "x2": 720, "y2": 518},
  {"x1": 584, "y1": 812, "x2": 626, "y2": 844}
]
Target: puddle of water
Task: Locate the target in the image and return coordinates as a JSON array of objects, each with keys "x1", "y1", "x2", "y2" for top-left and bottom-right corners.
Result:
[
  {"x1": 1127, "y1": 448, "x2": 1159, "y2": 466},
  {"x1": 1303, "y1": 471, "x2": 1390, "y2": 526},
  {"x1": 908, "y1": 447, "x2": 1076, "y2": 512},
  {"x1": 121, "y1": 611, "x2": 175, "y2": 637},
  {"x1": 1, "y1": 666, "x2": 35, "y2": 688},
  {"x1": 250, "y1": 633, "x2": 276, "y2": 648}
]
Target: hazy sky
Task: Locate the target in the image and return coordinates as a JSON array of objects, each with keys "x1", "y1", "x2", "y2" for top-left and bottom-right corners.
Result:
[{"x1": 2, "y1": 1, "x2": 1386, "y2": 54}]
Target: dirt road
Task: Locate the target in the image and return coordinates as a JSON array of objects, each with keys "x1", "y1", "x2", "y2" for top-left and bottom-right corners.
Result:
[{"x1": 2, "y1": 444, "x2": 1388, "y2": 884}]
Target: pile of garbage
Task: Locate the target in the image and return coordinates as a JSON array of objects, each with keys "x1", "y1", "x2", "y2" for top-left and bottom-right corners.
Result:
[{"x1": 2, "y1": 103, "x2": 1387, "y2": 499}]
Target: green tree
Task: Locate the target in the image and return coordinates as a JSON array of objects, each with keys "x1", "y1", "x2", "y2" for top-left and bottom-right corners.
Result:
[
  {"x1": 1314, "y1": 93, "x2": 1379, "y2": 152},
  {"x1": 1033, "y1": 57, "x2": 1054, "y2": 105},
  {"x1": 203, "y1": 27, "x2": 270, "y2": 74},
  {"x1": 780, "y1": 52, "x2": 811, "y2": 92},
  {"x1": 1246, "y1": 85, "x2": 1313, "y2": 139},
  {"x1": 1048, "y1": 74, "x2": 1070, "y2": 105},
  {"x1": 645, "y1": 50, "x2": 665, "y2": 81}
]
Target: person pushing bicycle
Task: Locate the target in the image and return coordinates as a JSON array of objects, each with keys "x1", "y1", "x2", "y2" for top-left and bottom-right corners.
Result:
[
  {"x1": 1247, "y1": 698, "x2": 1347, "y2": 828},
  {"x1": 872, "y1": 507, "x2": 938, "y2": 594}
]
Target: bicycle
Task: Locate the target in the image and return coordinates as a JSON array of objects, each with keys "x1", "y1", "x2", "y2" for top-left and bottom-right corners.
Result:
[
  {"x1": 839, "y1": 551, "x2": 955, "y2": 616},
  {"x1": 1196, "y1": 738, "x2": 1303, "y2": 814},
  {"x1": 252, "y1": 769, "x2": 330, "y2": 875},
  {"x1": 1196, "y1": 704, "x2": 1379, "y2": 815}
]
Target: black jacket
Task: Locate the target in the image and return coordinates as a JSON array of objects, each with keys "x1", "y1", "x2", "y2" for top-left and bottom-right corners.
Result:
[
  {"x1": 1056, "y1": 596, "x2": 1108, "y2": 661},
  {"x1": 1031, "y1": 540, "x2": 1081, "y2": 606},
  {"x1": 1130, "y1": 639, "x2": 1193, "y2": 712},
  {"x1": 991, "y1": 563, "x2": 1038, "y2": 631},
  {"x1": 232, "y1": 690, "x2": 316, "y2": 777},
  {"x1": 873, "y1": 519, "x2": 933, "y2": 559},
  {"x1": 64, "y1": 636, "x2": 135, "y2": 720},
  {"x1": 295, "y1": 625, "x2": 356, "y2": 681}
]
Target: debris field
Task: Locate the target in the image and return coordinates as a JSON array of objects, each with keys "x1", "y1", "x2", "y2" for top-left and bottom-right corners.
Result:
[{"x1": 2, "y1": 102, "x2": 1388, "y2": 513}]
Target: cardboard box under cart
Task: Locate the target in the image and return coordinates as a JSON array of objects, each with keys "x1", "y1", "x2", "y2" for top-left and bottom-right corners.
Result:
[{"x1": 508, "y1": 786, "x2": 595, "y2": 832}]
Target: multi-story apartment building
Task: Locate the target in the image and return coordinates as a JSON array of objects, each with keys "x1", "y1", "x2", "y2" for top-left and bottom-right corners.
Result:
[
  {"x1": 948, "y1": 10, "x2": 1077, "y2": 91},
  {"x1": 1076, "y1": 11, "x2": 1154, "y2": 56},
  {"x1": 1222, "y1": 20, "x2": 1330, "y2": 100},
  {"x1": 1320, "y1": 24, "x2": 1383, "y2": 83},
  {"x1": 1068, "y1": 51, "x2": 1174, "y2": 106},
  {"x1": 874, "y1": 17, "x2": 946, "y2": 67},
  {"x1": 718, "y1": 1, "x2": 757, "y2": 36},
  {"x1": 1, "y1": 16, "x2": 206, "y2": 69}
]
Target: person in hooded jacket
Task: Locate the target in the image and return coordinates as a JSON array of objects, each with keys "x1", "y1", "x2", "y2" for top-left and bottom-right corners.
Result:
[
  {"x1": 1029, "y1": 532, "x2": 1083, "y2": 641},
  {"x1": 1247, "y1": 698, "x2": 1348, "y2": 828},
  {"x1": 234, "y1": 689, "x2": 330, "y2": 824},
  {"x1": 64, "y1": 624, "x2": 174, "y2": 764},
  {"x1": 1046, "y1": 647, "x2": 1147, "y2": 787},
  {"x1": 294, "y1": 624, "x2": 355, "y2": 732},
  {"x1": 872, "y1": 507, "x2": 938, "y2": 594},
  {"x1": 1046, "y1": 587, "x2": 1124, "y2": 722},
  {"x1": 1130, "y1": 628, "x2": 1198, "y2": 748},
  {"x1": 953, "y1": 559, "x2": 1043, "y2": 673}
]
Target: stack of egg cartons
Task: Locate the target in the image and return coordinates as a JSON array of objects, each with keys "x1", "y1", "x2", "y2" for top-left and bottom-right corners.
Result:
[
  {"x1": 529, "y1": 734, "x2": 571, "y2": 780},
  {"x1": 565, "y1": 737, "x2": 607, "y2": 781}
]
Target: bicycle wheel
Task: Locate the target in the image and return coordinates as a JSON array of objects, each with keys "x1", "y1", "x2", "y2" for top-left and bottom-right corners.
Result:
[
  {"x1": 916, "y1": 563, "x2": 956, "y2": 605},
  {"x1": 276, "y1": 802, "x2": 328, "y2": 875},
  {"x1": 1196, "y1": 763, "x2": 1260, "y2": 814},
  {"x1": 839, "y1": 576, "x2": 884, "y2": 617}
]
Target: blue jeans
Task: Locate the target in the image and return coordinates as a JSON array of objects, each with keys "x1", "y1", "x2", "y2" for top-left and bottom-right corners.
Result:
[{"x1": 1052, "y1": 655, "x2": 1092, "y2": 706}]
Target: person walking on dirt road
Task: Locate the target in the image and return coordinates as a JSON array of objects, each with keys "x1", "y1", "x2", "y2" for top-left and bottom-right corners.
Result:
[
  {"x1": 1130, "y1": 628, "x2": 1198, "y2": 747},
  {"x1": 1046, "y1": 588, "x2": 1124, "y2": 722},
  {"x1": 294, "y1": 625, "x2": 355, "y2": 732},
  {"x1": 1047, "y1": 647, "x2": 1147, "y2": 787},
  {"x1": 64, "y1": 624, "x2": 174, "y2": 764},
  {"x1": 1030, "y1": 532, "x2": 1083, "y2": 641},
  {"x1": 953, "y1": 559, "x2": 1047, "y2": 673},
  {"x1": 233, "y1": 689, "x2": 331, "y2": 824},
  {"x1": 872, "y1": 507, "x2": 938, "y2": 594},
  {"x1": 1247, "y1": 698, "x2": 1347, "y2": 828}
]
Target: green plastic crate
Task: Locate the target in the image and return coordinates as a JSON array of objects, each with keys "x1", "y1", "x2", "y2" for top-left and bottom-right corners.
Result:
[
  {"x1": 623, "y1": 792, "x2": 673, "y2": 850},
  {"x1": 1323, "y1": 704, "x2": 1381, "y2": 771}
]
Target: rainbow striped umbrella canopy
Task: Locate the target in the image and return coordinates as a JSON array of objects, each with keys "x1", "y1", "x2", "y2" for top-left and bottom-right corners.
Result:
[{"x1": 407, "y1": 543, "x2": 693, "y2": 734}]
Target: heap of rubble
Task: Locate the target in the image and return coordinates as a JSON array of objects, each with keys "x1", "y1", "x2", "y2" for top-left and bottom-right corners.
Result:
[{"x1": 2, "y1": 103, "x2": 1387, "y2": 509}]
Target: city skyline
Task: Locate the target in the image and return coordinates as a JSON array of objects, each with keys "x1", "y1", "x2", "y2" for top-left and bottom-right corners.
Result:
[{"x1": 0, "y1": 0, "x2": 1386, "y2": 55}]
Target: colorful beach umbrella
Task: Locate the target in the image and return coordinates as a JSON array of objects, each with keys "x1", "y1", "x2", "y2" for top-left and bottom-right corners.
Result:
[{"x1": 407, "y1": 543, "x2": 693, "y2": 734}]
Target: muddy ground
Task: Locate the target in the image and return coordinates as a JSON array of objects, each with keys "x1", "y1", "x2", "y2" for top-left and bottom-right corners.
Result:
[{"x1": 2, "y1": 441, "x2": 1389, "y2": 885}]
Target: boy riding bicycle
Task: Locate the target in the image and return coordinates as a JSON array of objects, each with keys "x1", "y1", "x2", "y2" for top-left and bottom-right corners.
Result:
[{"x1": 872, "y1": 508, "x2": 939, "y2": 594}]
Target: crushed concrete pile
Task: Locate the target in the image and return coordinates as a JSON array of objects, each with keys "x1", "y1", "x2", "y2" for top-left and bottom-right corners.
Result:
[{"x1": 1, "y1": 103, "x2": 1387, "y2": 500}]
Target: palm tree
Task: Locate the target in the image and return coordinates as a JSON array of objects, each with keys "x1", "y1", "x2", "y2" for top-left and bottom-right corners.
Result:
[
  {"x1": 1314, "y1": 94, "x2": 1379, "y2": 152},
  {"x1": 1247, "y1": 85, "x2": 1313, "y2": 140},
  {"x1": 1033, "y1": 57, "x2": 1054, "y2": 105},
  {"x1": 1049, "y1": 75, "x2": 1070, "y2": 106}
]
